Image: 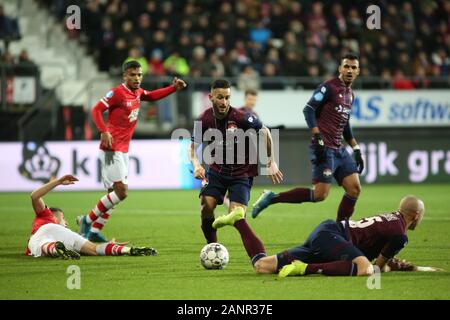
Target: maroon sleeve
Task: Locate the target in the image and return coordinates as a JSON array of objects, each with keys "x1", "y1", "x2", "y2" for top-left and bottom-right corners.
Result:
[{"x1": 236, "y1": 109, "x2": 263, "y2": 131}]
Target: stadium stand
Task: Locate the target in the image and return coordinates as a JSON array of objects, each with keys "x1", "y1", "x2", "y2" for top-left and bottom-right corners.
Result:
[
  {"x1": 1, "y1": 0, "x2": 449, "y2": 141},
  {"x1": 35, "y1": 0, "x2": 450, "y2": 88}
]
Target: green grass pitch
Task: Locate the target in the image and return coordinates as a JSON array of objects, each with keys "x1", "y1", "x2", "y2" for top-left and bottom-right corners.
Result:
[{"x1": 1, "y1": 184, "x2": 449, "y2": 300}]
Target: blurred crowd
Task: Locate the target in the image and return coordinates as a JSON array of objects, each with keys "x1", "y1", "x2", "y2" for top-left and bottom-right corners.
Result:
[
  {"x1": 0, "y1": 4, "x2": 34, "y2": 71},
  {"x1": 0, "y1": 48, "x2": 35, "y2": 67},
  {"x1": 0, "y1": 4, "x2": 20, "y2": 42},
  {"x1": 37, "y1": 0, "x2": 450, "y2": 88},
  {"x1": 0, "y1": 4, "x2": 27, "y2": 70}
]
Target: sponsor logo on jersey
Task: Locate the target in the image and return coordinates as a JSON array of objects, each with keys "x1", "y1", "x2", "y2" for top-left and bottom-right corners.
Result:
[
  {"x1": 128, "y1": 108, "x2": 139, "y2": 122},
  {"x1": 106, "y1": 90, "x2": 114, "y2": 99},
  {"x1": 335, "y1": 105, "x2": 351, "y2": 114},
  {"x1": 314, "y1": 92, "x2": 324, "y2": 101},
  {"x1": 323, "y1": 168, "x2": 332, "y2": 177}
]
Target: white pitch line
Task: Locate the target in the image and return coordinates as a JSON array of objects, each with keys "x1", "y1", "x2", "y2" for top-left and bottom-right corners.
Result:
[{"x1": 0, "y1": 207, "x2": 449, "y2": 220}]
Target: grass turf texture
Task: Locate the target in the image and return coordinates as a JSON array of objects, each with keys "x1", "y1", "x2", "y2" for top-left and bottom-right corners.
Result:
[{"x1": 0, "y1": 184, "x2": 449, "y2": 300}]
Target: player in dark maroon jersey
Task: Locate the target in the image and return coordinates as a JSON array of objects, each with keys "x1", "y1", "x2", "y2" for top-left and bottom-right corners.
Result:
[
  {"x1": 189, "y1": 79, "x2": 283, "y2": 261},
  {"x1": 223, "y1": 89, "x2": 260, "y2": 209},
  {"x1": 252, "y1": 53, "x2": 364, "y2": 222},
  {"x1": 77, "y1": 61, "x2": 186, "y2": 242},
  {"x1": 216, "y1": 195, "x2": 442, "y2": 276}
]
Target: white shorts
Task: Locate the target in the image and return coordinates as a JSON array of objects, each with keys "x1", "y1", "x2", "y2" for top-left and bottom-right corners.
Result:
[
  {"x1": 28, "y1": 224, "x2": 88, "y2": 257},
  {"x1": 99, "y1": 150, "x2": 129, "y2": 189}
]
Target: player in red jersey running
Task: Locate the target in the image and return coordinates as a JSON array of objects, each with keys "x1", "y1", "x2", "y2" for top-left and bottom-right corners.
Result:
[
  {"x1": 26, "y1": 174, "x2": 157, "y2": 259},
  {"x1": 215, "y1": 195, "x2": 442, "y2": 276},
  {"x1": 77, "y1": 61, "x2": 187, "y2": 242}
]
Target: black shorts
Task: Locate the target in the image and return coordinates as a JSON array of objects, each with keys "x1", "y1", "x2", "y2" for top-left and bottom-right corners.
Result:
[{"x1": 200, "y1": 169, "x2": 253, "y2": 206}]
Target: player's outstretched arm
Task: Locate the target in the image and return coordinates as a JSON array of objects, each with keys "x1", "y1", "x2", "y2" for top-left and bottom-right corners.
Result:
[
  {"x1": 30, "y1": 175, "x2": 79, "y2": 213},
  {"x1": 382, "y1": 257, "x2": 444, "y2": 272},
  {"x1": 142, "y1": 77, "x2": 187, "y2": 102},
  {"x1": 172, "y1": 77, "x2": 187, "y2": 91}
]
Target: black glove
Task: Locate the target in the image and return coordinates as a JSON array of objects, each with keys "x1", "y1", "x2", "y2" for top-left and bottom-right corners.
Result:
[
  {"x1": 353, "y1": 148, "x2": 364, "y2": 174},
  {"x1": 313, "y1": 133, "x2": 326, "y2": 164}
]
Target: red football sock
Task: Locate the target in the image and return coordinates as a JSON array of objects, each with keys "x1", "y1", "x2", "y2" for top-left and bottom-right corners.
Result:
[
  {"x1": 86, "y1": 191, "x2": 121, "y2": 225},
  {"x1": 96, "y1": 243, "x2": 128, "y2": 256},
  {"x1": 41, "y1": 242, "x2": 58, "y2": 257},
  {"x1": 91, "y1": 210, "x2": 112, "y2": 233}
]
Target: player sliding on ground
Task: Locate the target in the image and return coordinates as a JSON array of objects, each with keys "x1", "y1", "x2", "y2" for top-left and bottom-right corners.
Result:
[
  {"x1": 214, "y1": 195, "x2": 442, "y2": 276},
  {"x1": 26, "y1": 175, "x2": 157, "y2": 259},
  {"x1": 77, "y1": 61, "x2": 187, "y2": 242}
]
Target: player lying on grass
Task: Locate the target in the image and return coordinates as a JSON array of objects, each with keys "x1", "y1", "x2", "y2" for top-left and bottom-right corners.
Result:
[
  {"x1": 213, "y1": 195, "x2": 442, "y2": 276},
  {"x1": 26, "y1": 174, "x2": 157, "y2": 259}
]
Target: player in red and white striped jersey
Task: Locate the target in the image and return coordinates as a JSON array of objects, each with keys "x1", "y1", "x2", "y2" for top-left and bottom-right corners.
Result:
[
  {"x1": 26, "y1": 175, "x2": 157, "y2": 259},
  {"x1": 77, "y1": 61, "x2": 186, "y2": 242}
]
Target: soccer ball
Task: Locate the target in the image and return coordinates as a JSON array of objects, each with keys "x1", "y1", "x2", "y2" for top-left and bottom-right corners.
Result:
[{"x1": 200, "y1": 243, "x2": 229, "y2": 270}]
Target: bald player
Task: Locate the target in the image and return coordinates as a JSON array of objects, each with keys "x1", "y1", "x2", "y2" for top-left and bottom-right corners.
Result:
[{"x1": 214, "y1": 196, "x2": 442, "y2": 276}]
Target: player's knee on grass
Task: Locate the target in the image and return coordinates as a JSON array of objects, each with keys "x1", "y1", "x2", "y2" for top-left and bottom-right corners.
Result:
[{"x1": 353, "y1": 256, "x2": 374, "y2": 276}]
